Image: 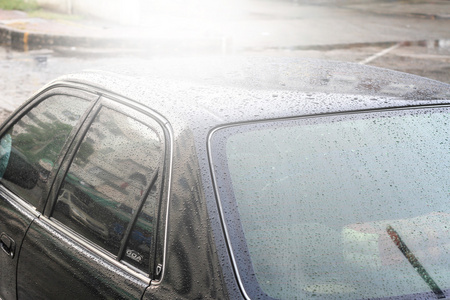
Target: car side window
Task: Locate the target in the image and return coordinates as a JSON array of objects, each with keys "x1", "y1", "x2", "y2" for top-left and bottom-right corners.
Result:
[
  {"x1": 51, "y1": 104, "x2": 164, "y2": 273},
  {"x1": 0, "y1": 95, "x2": 91, "y2": 208}
]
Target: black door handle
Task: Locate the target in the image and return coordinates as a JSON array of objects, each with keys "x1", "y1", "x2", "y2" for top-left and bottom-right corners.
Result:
[{"x1": 0, "y1": 233, "x2": 16, "y2": 258}]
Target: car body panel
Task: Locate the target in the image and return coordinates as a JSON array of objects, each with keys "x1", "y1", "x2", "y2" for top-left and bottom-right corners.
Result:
[
  {"x1": 17, "y1": 217, "x2": 149, "y2": 300},
  {"x1": 58, "y1": 57, "x2": 450, "y2": 127},
  {"x1": 142, "y1": 128, "x2": 230, "y2": 299},
  {"x1": 0, "y1": 187, "x2": 38, "y2": 300}
]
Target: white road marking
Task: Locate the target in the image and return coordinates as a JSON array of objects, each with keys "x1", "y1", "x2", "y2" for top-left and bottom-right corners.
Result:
[{"x1": 359, "y1": 43, "x2": 401, "y2": 65}]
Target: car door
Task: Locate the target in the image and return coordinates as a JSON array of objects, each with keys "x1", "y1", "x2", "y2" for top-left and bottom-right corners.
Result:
[
  {"x1": 0, "y1": 87, "x2": 97, "y2": 300},
  {"x1": 16, "y1": 95, "x2": 167, "y2": 299}
]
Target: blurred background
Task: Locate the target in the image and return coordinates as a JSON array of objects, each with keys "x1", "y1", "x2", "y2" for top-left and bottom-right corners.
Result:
[{"x1": 1, "y1": 0, "x2": 450, "y2": 121}]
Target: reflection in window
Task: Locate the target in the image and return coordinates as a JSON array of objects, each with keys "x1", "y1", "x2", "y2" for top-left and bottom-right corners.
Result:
[
  {"x1": 52, "y1": 106, "x2": 162, "y2": 260},
  {"x1": 123, "y1": 184, "x2": 158, "y2": 271},
  {"x1": 0, "y1": 95, "x2": 90, "y2": 207},
  {"x1": 214, "y1": 108, "x2": 450, "y2": 300}
]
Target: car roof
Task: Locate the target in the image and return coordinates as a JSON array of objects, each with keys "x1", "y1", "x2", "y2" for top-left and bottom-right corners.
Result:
[{"x1": 55, "y1": 56, "x2": 450, "y2": 129}]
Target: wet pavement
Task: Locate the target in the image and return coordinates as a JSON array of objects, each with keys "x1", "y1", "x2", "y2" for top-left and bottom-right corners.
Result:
[
  {"x1": 227, "y1": 0, "x2": 450, "y2": 51},
  {"x1": 255, "y1": 39, "x2": 450, "y2": 83},
  {"x1": 0, "y1": 47, "x2": 144, "y2": 121}
]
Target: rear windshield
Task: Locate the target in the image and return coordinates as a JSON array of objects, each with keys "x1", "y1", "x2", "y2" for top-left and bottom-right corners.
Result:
[{"x1": 210, "y1": 106, "x2": 450, "y2": 299}]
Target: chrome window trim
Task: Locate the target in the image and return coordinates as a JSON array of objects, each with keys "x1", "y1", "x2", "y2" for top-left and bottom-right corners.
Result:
[
  {"x1": 0, "y1": 184, "x2": 41, "y2": 218},
  {"x1": 149, "y1": 121, "x2": 173, "y2": 286},
  {"x1": 207, "y1": 103, "x2": 450, "y2": 300}
]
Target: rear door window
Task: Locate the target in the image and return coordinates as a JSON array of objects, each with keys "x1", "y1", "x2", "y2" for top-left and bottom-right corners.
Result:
[
  {"x1": 51, "y1": 101, "x2": 164, "y2": 274},
  {"x1": 0, "y1": 94, "x2": 92, "y2": 208}
]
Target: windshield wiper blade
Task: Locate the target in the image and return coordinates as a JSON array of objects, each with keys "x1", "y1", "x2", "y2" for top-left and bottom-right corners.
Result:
[{"x1": 386, "y1": 225, "x2": 446, "y2": 299}]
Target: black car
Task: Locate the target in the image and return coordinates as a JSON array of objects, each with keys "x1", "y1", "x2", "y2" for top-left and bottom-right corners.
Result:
[{"x1": 1, "y1": 57, "x2": 450, "y2": 299}]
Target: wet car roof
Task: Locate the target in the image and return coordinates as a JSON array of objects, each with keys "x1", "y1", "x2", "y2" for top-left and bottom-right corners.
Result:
[{"x1": 56, "y1": 57, "x2": 450, "y2": 127}]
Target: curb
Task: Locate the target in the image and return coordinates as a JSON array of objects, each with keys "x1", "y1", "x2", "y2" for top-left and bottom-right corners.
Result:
[
  {"x1": 0, "y1": 24, "x2": 230, "y2": 54},
  {"x1": 0, "y1": 24, "x2": 104, "y2": 51}
]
